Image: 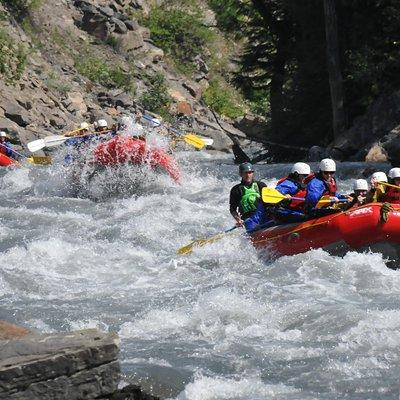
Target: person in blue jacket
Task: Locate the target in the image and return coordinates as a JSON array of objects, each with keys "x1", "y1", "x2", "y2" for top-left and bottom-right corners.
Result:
[
  {"x1": 244, "y1": 162, "x2": 311, "y2": 232},
  {"x1": 0, "y1": 131, "x2": 14, "y2": 158},
  {"x1": 305, "y1": 158, "x2": 348, "y2": 217},
  {"x1": 273, "y1": 162, "x2": 311, "y2": 223}
]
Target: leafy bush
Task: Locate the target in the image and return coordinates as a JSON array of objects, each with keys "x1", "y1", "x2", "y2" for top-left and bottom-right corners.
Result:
[
  {"x1": 139, "y1": 73, "x2": 172, "y2": 120},
  {"x1": 74, "y1": 55, "x2": 135, "y2": 95},
  {"x1": 0, "y1": 0, "x2": 42, "y2": 19},
  {"x1": 203, "y1": 79, "x2": 245, "y2": 119},
  {"x1": 0, "y1": 29, "x2": 27, "y2": 83},
  {"x1": 142, "y1": 7, "x2": 211, "y2": 64}
]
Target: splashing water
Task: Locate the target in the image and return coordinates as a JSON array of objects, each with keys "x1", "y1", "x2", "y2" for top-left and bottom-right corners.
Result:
[{"x1": 1, "y1": 157, "x2": 399, "y2": 399}]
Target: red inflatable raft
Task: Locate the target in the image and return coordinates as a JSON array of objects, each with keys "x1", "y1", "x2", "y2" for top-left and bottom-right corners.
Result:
[
  {"x1": 0, "y1": 153, "x2": 16, "y2": 167},
  {"x1": 93, "y1": 136, "x2": 181, "y2": 182},
  {"x1": 250, "y1": 203, "x2": 400, "y2": 262}
]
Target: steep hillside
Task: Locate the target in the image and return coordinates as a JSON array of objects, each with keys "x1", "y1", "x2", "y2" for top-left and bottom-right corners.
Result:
[{"x1": 0, "y1": 0, "x2": 262, "y2": 158}]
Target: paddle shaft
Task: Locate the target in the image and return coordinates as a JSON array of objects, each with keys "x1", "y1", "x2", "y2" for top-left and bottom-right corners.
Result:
[
  {"x1": 142, "y1": 114, "x2": 203, "y2": 141},
  {"x1": 379, "y1": 181, "x2": 400, "y2": 190},
  {"x1": 0, "y1": 142, "x2": 27, "y2": 159},
  {"x1": 265, "y1": 192, "x2": 348, "y2": 204}
]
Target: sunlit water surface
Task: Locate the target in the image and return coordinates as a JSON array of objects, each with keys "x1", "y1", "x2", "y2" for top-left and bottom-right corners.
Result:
[{"x1": 0, "y1": 149, "x2": 399, "y2": 399}]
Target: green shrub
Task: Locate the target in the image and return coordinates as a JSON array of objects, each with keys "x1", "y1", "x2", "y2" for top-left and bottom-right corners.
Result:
[
  {"x1": 139, "y1": 73, "x2": 172, "y2": 120},
  {"x1": 0, "y1": 29, "x2": 27, "y2": 83},
  {"x1": 203, "y1": 79, "x2": 245, "y2": 118},
  {"x1": 142, "y1": 7, "x2": 212, "y2": 65},
  {"x1": 0, "y1": 0, "x2": 42, "y2": 19},
  {"x1": 74, "y1": 55, "x2": 135, "y2": 95}
]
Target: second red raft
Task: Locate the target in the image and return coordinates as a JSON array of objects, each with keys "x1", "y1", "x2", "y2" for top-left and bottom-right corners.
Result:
[{"x1": 93, "y1": 136, "x2": 181, "y2": 182}]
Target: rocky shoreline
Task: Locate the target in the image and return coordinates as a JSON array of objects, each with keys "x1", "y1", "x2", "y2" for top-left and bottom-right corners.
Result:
[{"x1": 0, "y1": 321, "x2": 159, "y2": 400}]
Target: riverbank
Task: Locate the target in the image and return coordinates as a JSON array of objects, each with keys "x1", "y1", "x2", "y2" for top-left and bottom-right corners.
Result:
[{"x1": 0, "y1": 321, "x2": 158, "y2": 400}]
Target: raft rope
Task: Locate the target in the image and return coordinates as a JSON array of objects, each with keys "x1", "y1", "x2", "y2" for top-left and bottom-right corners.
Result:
[
  {"x1": 380, "y1": 202, "x2": 395, "y2": 223},
  {"x1": 252, "y1": 203, "x2": 399, "y2": 246}
]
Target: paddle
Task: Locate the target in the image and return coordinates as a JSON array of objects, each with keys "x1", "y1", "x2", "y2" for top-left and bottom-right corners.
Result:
[
  {"x1": 198, "y1": 136, "x2": 214, "y2": 146},
  {"x1": 261, "y1": 187, "x2": 349, "y2": 206},
  {"x1": 142, "y1": 115, "x2": 206, "y2": 149},
  {"x1": 379, "y1": 181, "x2": 400, "y2": 190},
  {"x1": 27, "y1": 126, "x2": 94, "y2": 152},
  {"x1": 262, "y1": 187, "x2": 305, "y2": 204},
  {"x1": 177, "y1": 133, "x2": 205, "y2": 149},
  {"x1": 27, "y1": 155, "x2": 52, "y2": 165},
  {"x1": 0, "y1": 143, "x2": 26, "y2": 160},
  {"x1": 177, "y1": 226, "x2": 238, "y2": 255}
]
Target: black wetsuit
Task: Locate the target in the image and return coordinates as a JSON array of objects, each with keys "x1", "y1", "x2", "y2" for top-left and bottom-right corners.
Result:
[{"x1": 229, "y1": 180, "x2": 266, "y2": 220}]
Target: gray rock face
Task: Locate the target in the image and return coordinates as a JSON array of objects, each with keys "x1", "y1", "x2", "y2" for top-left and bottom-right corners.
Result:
[
  {"x1": 381, "y1": 125, "x2": 400, "y2": 166},
  {"x1": 328, "y1": 89, "x2": 400, "y2": 159},
  {"x1": 124, "y1": 19, "x2": 139, "y2": 31},
  {"x1": 0, "y1": 329, "x2": 120, "y2": 400},
  {"x1": 111, "y1": 17, "x2": 128, "y2": 34}
]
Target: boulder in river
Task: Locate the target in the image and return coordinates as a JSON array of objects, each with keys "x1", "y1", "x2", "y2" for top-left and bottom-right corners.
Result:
[{"x1": 0, "y1": 329, "x2": 120, "y2": 400}]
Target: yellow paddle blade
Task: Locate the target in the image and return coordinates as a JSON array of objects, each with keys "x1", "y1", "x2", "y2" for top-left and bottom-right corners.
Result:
[
  {"x1": 182, "y1": 134, "x2": 205, "y2": 149},
  {"x1": 177, "y1": 228, "x2": 239, "y2": 255},
  {"x1": 261, "y1": 187, "x2": 286, "y2": 204},
  {"x1": 177, "y1": 234, "x2": 224, "y2": 255},
  {"x1": 27, "y1": 156, "x2": 52, "y2": 165}
]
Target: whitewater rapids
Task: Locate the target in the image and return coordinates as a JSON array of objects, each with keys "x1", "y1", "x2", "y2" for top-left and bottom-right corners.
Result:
[{"x1": 1, "y1": 155, "x2": 399, "y2": 400}]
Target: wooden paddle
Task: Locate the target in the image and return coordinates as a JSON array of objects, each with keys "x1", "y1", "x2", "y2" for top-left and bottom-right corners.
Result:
[{"x1": 177, "y1": 226, "x2": 239, "y2": 255}]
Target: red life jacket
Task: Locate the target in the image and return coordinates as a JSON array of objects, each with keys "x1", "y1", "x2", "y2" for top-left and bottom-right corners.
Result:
[
  {"x1": 276, "y1": 176, "x2": 308, "y2": 210},
  {"x1": 310, "y1": 173, "x2": 337, "y2": 196},
  {"x1": 0, "y1": 144, "x2": 8, "y2": 156},
  {"x1": 383, "y1": 187, "x2": 400, "y2": 204}
]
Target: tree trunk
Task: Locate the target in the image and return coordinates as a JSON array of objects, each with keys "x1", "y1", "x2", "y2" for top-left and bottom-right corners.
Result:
[
  {"x1": 324, "y1": 0, "x2": 346, "y2": 139},
  {"x1": 251, "y1": 0, "x2": 289, "y2": 136}
]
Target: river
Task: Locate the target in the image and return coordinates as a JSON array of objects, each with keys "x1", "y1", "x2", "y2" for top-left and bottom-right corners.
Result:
[{"x1": 1, "y1": 149, "x2": 399, "y2": 399}]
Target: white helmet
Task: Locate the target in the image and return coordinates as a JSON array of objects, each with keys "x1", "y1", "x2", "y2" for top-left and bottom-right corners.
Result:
[
  {"x1": 0, "y1": 131, "x2": 7, "y2": 137},
  {"x1": 291, "y1": 162, "x2": 311, "y2": 175},
  {"x1": 80, "y1": 122, "x2": 90, "y2": 130},
  {"x1": 97, "y1": 119, "x2": 108, "y2": 128},
  {"x1": 319, "y1": 158, "x2": 336, "y2": 172},
  {"x1": 388, "y1": 167, "x2": 400, "y2": 179},
  {"x1": 371, "y1": 171, "x2": 387, "y2": 183},
  {"x1": 353, "y1": 179, "x2": 368, "y2": 191}
]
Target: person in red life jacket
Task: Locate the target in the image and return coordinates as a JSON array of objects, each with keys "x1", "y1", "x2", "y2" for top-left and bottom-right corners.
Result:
[
  {"x1": 383, "y1": 167, "x2": 400, "y2": 204},
  {"x1": 229, "y1": 162, "x2": 266, "y2": 227},
  {"x1": 305, "y1": 158, "x2": 348, "y2": 217},
  {"x1": 0, "y1": 131, "x2": 14, "y2": 158}
]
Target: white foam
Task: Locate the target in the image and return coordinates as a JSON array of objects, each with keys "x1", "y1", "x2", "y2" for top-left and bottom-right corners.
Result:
[{"x1": 174, "y1": 375, "x2": 300, "y2": 400}]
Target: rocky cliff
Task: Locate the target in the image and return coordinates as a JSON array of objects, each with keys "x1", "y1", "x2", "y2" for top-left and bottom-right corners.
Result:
[{"x1": 0, "y1": 0, "x2": 261, "y2": 159}]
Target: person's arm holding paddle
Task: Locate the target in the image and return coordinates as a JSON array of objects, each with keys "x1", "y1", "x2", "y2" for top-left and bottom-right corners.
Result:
[{"x1": 229, "y1": 184, "x2": 244, "y2": 226}]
